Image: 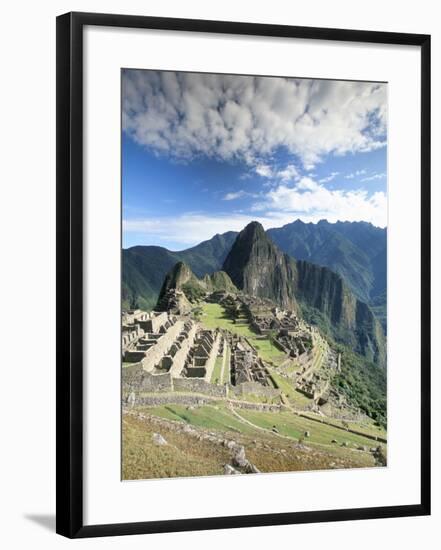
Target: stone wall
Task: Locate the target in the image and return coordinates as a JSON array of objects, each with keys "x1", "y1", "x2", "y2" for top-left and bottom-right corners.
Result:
[
  {"x1": 122, "y1": 365, "x2": 172, "y2": 392},
  {"x1": 124, "y1": 350, "x2": 146, "y2": 363},
  {"x1": 230, "y1": 400, "x2": 282, "y2": 412},
  {"x1": 229, "y1": 381, "x2": 281, "y2": 399},
  {"x1": 169, "y1": 322, "x2": 197, "y2": 377},
  {"x1": 139, "y1": 319, "x2": 183, "y2": 372},
  {"x1": 133, "y1": 393, "x2": 212, "y2": 407},
  {"x1": 138, "y1": 311, "x2": 168, "y2": 333},
  {"x1": 122, "y1": 363, "x2": 144, "y2": 389},
  {"x1": 173, "y1": 377, "x2": 227, "y2": 397},
  {"x1": 140, "y1": 372, "x2": 172, "y2": 392}
]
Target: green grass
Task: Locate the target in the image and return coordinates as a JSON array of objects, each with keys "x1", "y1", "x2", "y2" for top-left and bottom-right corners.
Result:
[
  {"x1": 123, "y1": 409, "x2": 377, "y2": 480},
  {"x1": 143, "y1": 403, "x2": 383, "y2": 450},
  {"x1": 269, "y1": 371, "x2": 311, "y2": 406},
  {"x1": 302, "y1": 413, "x2": 387, "y2": 440},
  {"x1": 236, "y1": 393, "x2": 279, "y2": 405},
  {"x1": 141, "y1": 403, "x2": 259, "y2": 435},
  {"x1": 238, "y1": 409, "x2": 384, "y2": 449},
  {"x1": 311, "y1": 340, "x2": 326, "y2": 371},
  {"x1": 200, "y1": 303, "x2": 286, "y2": 365},
  {"x1": 210, "y1": 356, "x2": 224, "y2": 385},
  {"x1": 222, "y1": 345, "x2": 231, "y2": 384}
]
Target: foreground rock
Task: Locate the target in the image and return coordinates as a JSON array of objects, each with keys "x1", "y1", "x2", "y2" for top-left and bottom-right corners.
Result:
[
  {"x1": 224, "y1": 464, "x2": 241, "y2": 475},
  {"x1": 152, "y1": 433, "x2": 168, "y2": 446}
]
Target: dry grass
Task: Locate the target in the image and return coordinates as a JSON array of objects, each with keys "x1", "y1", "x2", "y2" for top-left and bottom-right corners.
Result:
[
  {"x1": 122, "y1": 414, "x2": 231, "y2": 480},
  {"x1": 122, "y1": 408, "x2": 379, "y2": 481}
]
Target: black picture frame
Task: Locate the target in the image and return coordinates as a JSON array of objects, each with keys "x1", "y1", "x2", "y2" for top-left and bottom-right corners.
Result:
[{"x1": 56, "y1": 11, "x2": 431, "y2": 539}]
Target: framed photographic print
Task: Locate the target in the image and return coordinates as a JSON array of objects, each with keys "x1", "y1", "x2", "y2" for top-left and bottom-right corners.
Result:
[{"x1": 56, "y1": 11, "x2": 431, "y2": 538}]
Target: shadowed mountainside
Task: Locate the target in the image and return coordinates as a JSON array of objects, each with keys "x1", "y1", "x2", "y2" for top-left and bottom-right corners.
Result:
[
  {"x1": 221, "y1": 222, "x2": 385, "y2": 367},
  {"x1": 122, "y1": 220, "x2": 386, "y2": 331}
]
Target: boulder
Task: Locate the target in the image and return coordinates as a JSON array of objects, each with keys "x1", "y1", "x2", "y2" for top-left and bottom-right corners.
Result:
[
  {"x1": 152, "y1": 433, "x2": 168, "y2": 446},
  {"x1": 127, "y1": 392, "x2": 136, "y2": 407},
  {"x1": 245, "y1": 463, "x2": 261, "y2": 474},
  {"x1": 224, "y1": 464, "x2": 241, "y2": 475},
  {"x1": 232, "y1": 445, "x2": 248, "y2": 468}
]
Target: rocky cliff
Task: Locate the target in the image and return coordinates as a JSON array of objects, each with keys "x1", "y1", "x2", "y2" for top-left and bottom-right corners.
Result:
[
  {"x1": 156, "y1": 261, "x2": 237, "y2": 311},
  {"x1": 222, "y1": 222, "x2": 385, "y2": 367},
  {"x1": 222, "y1": 221, "x2": 299, "y2": 311}
]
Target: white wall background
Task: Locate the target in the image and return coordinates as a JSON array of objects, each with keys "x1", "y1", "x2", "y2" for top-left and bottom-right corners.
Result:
[{"x1": 0, "y1": 0, "x2": 439, "y2": 547}]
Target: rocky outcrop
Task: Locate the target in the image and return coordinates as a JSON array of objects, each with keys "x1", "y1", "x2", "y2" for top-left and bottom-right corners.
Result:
[
  {"x1": 156, "y1": 261, "x2": 237, "y2": 310},
  {"x1": 222, "y1": 221, "x2": 299, "y2": 311},
  {"x1": 203, "y1": 271, "x2": 237, "y2": 293}
]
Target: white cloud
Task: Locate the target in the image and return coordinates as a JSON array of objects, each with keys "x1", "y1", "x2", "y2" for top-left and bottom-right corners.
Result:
[
  {"x1": 124, "y1": 182, "x2": 386, "y2": 248},
  {"x1": 361, "y1": 172, "x2": 387, "y2": 181},
  {"x1": 123, "y1": 212, "x2": 295, "y2": 249},
  {"x1": 123, "y1": 71, "x2": 387, "y2": 168},
  {"x1": 251, "y1": 177, "x2": 387, "y2": 227},
  {"x1": 319, "y1": 171, "x2": 339, "y2": 183},
  {"x1": 255, "y1": 164, "x2": 273, "y2": 178},
  {"x1": 277, "y1": 164, "x2": 300, "y2": 182},
  {"x1": 345, "y1": 169, "x2": 367, "y2": 179},
  {"x1": 296, "y1": 177, "x2": 319, "y2": 191},
  {"x1": 223, "y1": 190, "x2": 248, "y2": 201}
]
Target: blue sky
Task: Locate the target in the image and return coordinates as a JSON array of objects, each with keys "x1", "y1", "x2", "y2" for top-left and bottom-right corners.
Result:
[{"x1": 122, "y1": 70, "x2": 387, "y2": 250}]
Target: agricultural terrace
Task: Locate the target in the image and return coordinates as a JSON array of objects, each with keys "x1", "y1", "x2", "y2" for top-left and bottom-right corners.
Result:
[{"x1": 199, "y1": 302, "x2": 286, "y2": 365}]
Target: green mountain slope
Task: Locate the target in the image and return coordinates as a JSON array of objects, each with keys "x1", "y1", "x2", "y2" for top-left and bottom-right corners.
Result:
[
  {"x1": 122, "y1": 220, "x2": 387, "y2": 330},
  {"x1": 122, "y1": 232, "x2": 237, "y2": 310},
  {"x1": 267, "y1": 219, "x2": 387, "y2": 332}
]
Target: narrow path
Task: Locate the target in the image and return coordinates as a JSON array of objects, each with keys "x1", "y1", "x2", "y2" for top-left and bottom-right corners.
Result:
[{"x1": 229, "y1": 407, "x2": 298, "y2": 442}]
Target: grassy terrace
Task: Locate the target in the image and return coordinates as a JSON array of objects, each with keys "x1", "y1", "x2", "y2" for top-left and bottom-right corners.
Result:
[
  {"x1": 123, "y1": 406, "x2": 378, "y2": 479},
  {"x1": 222, "y1": 345, "x2": 231, "y2": 384},
  {"x1": 299, "y1": 411, "x2": 387, "y2": 440},
  {"x1": 139, "y1": 402, "x2": 384, "y2": 450},
  {"x1": 200, "y1": 302, "x2": 286, "y2": 365},
  {"x1": 269, "y1": 370, "x2": 312, "y2": 407},
  {"x1": 210, "y1": 355, "x2": 224, "y2": 385},
  {"x1": 141, "y1": 403, "x2": 259, "y2": 435},
  {"x1": 311, "y1": 338, "x2": 327, "y2": 371},
  {"x1": 237, "y1": 409, "x2": 385, "y2": 449}
]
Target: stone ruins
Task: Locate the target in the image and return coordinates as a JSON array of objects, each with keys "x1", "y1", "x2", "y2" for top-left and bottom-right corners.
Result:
[{"x1": 122, "y1": 291, "x2": 345, "y2": 411}]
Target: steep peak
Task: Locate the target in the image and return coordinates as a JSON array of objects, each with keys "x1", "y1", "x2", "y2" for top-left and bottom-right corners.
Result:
[
  {"x1": 170, "y1": 261, "x2": 192, "y2": 280},
  {"x1": 160, "y1": 261, "x2": 198, "y2": 293},
  {"x1": 222, "y1": 221, "x2": 298, "y2": 310},
  {"x1": 241, "y1": 220, "x2": 267, "y2": 240}
]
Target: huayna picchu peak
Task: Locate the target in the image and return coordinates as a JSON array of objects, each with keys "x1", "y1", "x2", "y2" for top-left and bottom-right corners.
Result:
[
  {"x1": 222, "y1": 221, "x2": 299, "y2": 312},
  {"x1": 221, "y1": 222, "x2": 385, "y2": 367}
]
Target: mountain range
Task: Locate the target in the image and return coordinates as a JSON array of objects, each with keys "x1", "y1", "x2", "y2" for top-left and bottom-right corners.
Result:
[
  {"x1": 123, "y1": 219, "x2": 386, "y2": 328},
  {"x1": 151, "y1": 222, "x2": 385, "y2": 367}
]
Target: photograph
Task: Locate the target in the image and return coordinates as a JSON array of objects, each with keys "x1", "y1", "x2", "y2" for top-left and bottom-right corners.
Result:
[{"x1": 121, "y1": 69, "x2": 388, "y2": 480}]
